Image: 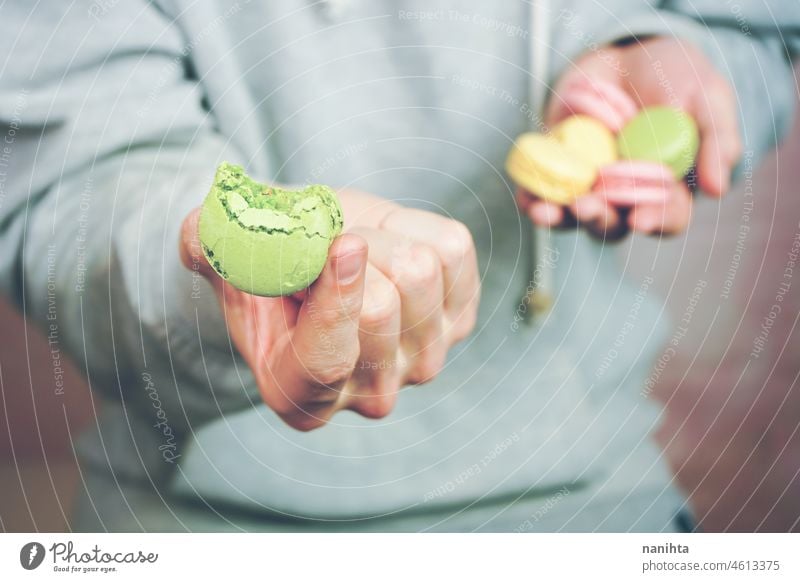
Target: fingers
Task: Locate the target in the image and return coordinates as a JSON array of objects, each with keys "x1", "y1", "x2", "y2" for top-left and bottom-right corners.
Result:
[
  {"x1": 554, "y1": 77, "x2": 638, "y2": 131},
  {"x1": 524, "y1": 169, "x2": 690, "y2": 239},
  {"x1": 528, "y1": 197, "x2": 568, "y2": 227},
  {"x1": 518, "y1": 189, "x2": 628, "y2": 240},
  {"x1": 692, "y1": 76, "x2": 742, "y2": 197},
  {"x1": 516, "y1": 189, "x2": 565, "y2": 227},
  {"x1": 570, "y1": 194, "x2": 629, "y2": 241},
  {"x1": 180, "y1": 207, "x2": 358, "y2": 430},
  {"x1": 352, "y1": 227, "x2": 447, "y2": 385},
  {"x1": 545, "y1": 49, "x2": 630, "y2": 128},
  {"x1": 628, "y1": 182, "x2": 693, "y2": 237},
  {"x1": 345, "y1": 264, "x2": 402, "y2": 418},
  {"x1": 270, "y1": 234, "x2": 368, "y2": 430},
  {"x1": 379, "y1": 209, "x2": 479, "y2": 343}
]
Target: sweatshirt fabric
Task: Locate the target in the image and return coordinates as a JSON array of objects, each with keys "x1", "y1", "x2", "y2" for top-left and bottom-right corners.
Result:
[{"x1": 0, "y1": 0, "x2": 797, "y2": 531}]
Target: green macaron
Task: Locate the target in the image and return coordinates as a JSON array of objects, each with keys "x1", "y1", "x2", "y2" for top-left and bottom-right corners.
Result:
[
  {"x1": 617, "y1": 107, "x2": 699, "y2": 179},
  {"x1": 198, "y1": 162, "x2": 343, "y2": 296}
]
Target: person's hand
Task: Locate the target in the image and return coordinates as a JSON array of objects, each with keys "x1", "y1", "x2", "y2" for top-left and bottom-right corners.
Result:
[
  {"x1": 180, "y1": 190, "x2": 479, "y2": 431},
  {"x1": 518, "y1": 36, "x2": 742, "y2": 239}
]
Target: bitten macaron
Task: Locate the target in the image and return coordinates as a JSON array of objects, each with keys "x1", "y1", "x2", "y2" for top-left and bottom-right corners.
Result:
[{"x1": 198, "y1": 162, "x2": 343, "y2": 296}]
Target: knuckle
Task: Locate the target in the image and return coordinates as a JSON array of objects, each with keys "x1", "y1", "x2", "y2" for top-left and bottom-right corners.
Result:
[
  {"x1": 268, "y1": 382, "x2": 340, "y2": 419},
  {"x1": 360, "y1": 284, "x2": 400, "y2": 329},
  {"x1": 360, "y1": 303, "x2": 396, "y2": 330},
  {"x1": 284, "y1": 414, "x2": 328, "y2": 432},
  {"x1": 308, "y1": 362, "x2": 355, "y2": 388},
  {"x1": 449, "y1": 312, "x2": 478, "y2": 343},
  {"x1": 437, "y1": 220, "x2": 475, "y2": 267},
  {"x1": 406, "y1": 348, "x2": 446, "y2": 385},
  {"x1": 392, "y1": 244, "x2": 440, "y2": 293},
  {"x1": 354, "y1": 392, "x2": 397, "y2": 420},
  {"x1": 269, "y1": 398, "x2": 296, "y2": 418},
  {"x1": 313, "y1": 294, "x2": 363, "y2": 327},
  {"x1": 276, "y1": 388, "x2": 343, "y2": 431}
]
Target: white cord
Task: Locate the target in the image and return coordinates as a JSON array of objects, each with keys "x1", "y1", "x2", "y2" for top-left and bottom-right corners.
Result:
[{"x1": 524, "y1": 0, "x2": 556, "y2": 320}]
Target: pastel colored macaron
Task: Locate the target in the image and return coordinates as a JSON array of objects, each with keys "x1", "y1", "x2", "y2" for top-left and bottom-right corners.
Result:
[
  {"x1": 506, "y1": 133, "x2": 599, "y2": 205},
  {"x1": 559, "y1": 78, "x2": 639, "y2": 132},
  {"x1": 593, "y1": 161, "x2": 673, "y2": 206},
  {"x1": 199, "y1": 162, "x2": 343, "y2": 296},
  {"x1": 507, "y1": 116, "x2": 617, "y2": 204},
  {"x1": 553, "y1": 115, "x2": 618, "y2": 168},
  {"x1": 617, "y1": 106, "x2": 699, "y2": 179}
]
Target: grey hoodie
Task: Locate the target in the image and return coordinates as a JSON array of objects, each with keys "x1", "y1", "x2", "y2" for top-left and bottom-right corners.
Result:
[{"x1": 0, "y1": 0, "x2": 797, "y2": 531}]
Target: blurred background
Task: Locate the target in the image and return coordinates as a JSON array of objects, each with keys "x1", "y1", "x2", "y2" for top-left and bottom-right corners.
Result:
[{"x1": 2, "y1": 67, "x2": 798, "y2": 534}]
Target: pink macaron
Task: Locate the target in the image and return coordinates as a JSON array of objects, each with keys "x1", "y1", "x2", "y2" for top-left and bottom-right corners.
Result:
[
  {"x1": 593, "y1": 161, "x2": 674, "y2": 206},
  {"x1": 557, "y1": 77, "x2": 639, "y2": 132}
]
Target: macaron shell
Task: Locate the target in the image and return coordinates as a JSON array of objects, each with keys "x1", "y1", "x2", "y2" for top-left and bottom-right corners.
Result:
[
  {"x1": 506, "y1": 150, "x2": 582, "y2": 205},
  {"x1": 553, "y1": 115, "x2": 618, "y2": 168},
  {"x1": 199, "y1": 194, "x2": 331, "y2": 295},
  {"x1": 593, "y1": 161, "x2": 673, "y2": 206},
  {"x1": 617, "y1": 107, "x2": 699, "y2": 179},
  {"x1": 598, "y1": 185, "x2": 669, "y2": 206},
  {"x1": 198, "y1": 163, "x2": 343, "y2": 297},
  {"x1": 506, "y1": 133, "x2": 597, "y2": 205}
]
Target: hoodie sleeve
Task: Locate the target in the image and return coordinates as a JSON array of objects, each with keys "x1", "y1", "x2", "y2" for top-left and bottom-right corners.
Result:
[
  {"x1": 0, "y1": 2, "x2": 261, "y2": 433},
  {"x1": 552, "y1": 0, "x2": 799, "y2": 167}
]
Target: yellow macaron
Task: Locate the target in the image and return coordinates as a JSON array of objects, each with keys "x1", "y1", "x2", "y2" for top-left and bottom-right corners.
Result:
[
  {"x1": 553, "y1": 115, "x2": 618, "y2": 168},
  {"x1": 506, "y1": 115, "x2": 618, "y2": 204},
  {"x1": 506, "y1": 133, "x2": 597, "y2": 205}
]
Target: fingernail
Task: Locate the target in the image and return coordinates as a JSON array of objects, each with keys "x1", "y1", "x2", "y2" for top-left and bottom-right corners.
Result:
[{"x1": 334, "y1": 250, "x2": 363, "y2": 284}]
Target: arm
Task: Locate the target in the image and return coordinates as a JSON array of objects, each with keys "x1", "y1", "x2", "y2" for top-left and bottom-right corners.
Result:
[
  {"x1": 0, "y1": 2, "x2": 480, "y2": 435},
  {"x1": 0, "y1": 2, "x2": 258, "y2": 430}
]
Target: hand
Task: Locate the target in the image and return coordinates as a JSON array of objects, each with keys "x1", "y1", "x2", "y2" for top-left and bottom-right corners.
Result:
[
  {"x1": 519, "y1": 37, "x2": 742, "y2": 239},
  {"x1": 180, "y1": 190, "x2": 479, "y2": 431}
]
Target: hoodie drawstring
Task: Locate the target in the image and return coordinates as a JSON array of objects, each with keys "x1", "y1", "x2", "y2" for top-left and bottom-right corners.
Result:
[{"x1": 523, "y1": 0, "x2": 556, "y2": 322}]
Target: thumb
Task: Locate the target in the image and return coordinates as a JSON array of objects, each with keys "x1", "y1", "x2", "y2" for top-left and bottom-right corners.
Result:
[
  {"x1": 179, "y1": 207, "x2": 218, "y2": 281},
  {"x1": 270, "y1": 233, "x2": 368, "y2": 428}
]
